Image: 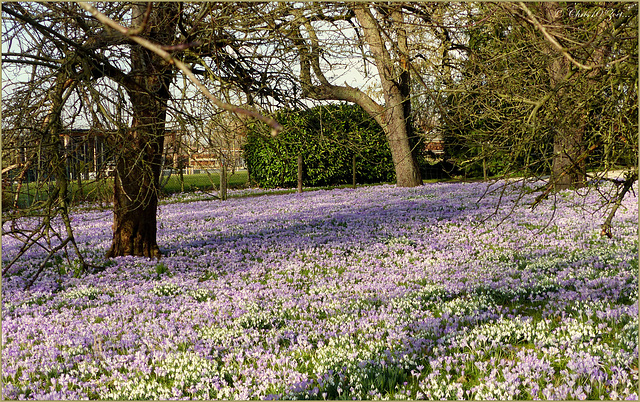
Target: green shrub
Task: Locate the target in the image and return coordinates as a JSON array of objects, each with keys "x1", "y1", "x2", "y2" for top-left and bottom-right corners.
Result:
[{"x1": 244, "y1": 103, "x2": 396, "y2": 188}]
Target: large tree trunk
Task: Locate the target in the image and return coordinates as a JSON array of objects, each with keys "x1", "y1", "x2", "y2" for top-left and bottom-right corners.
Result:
[
  {"x1": 354, "y1": 5, "x2": 422, "y2": 187},
  {"x1": 294, "y1": 4, "x2": 422, "y2": 187},
  {"x1": 543, "y1": 3, "x2": 586, "y2": 190},
  {"x1": 107, "y1": 109, "x2": 166, "y2": 258},
  {"x1": 552, "y1": 122, "x2": 586, "y2": 190},
  {"x1": 548, "y1": 55, "x2": 587, "y2": 191},
  {"x1": 382, "y1": 100, "x2": 423, "y2": 187},
  {"x1": 107, "y1": 3, "x2": 178, "y2": 258}
]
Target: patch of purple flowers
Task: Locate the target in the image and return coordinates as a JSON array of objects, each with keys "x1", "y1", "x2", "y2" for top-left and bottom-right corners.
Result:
[{"x1": 2, "y1": 181, "x2": 638, "y2": 400}]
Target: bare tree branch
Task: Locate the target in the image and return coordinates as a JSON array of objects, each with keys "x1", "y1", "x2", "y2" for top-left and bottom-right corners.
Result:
[
  {"x1": 517, "y1": 2, "x2": 630, "y2": 71},
  {"x1": 77, "y1": 1, "x2": 283, "y2": 136}
]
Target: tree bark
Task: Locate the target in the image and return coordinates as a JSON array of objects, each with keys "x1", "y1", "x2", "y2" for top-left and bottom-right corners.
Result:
[
  {"x1": 542, "y1": 3, "x2": 586, "y2": 190},
  {"x1": 352, "y1": 154, "x2": 357, "y2": 189},
  {"x1": 294, "y1": 4, "x2": 422, "y2": 187},
  {"x1": 355, "y1": 5, "x2": 422, "y2": 187},
  {"x1": 107, "y1": 112, "x2": 165, "y2": 258},
  {"x1": 551, "y1": 113, "x2": 586, "y2": 190},
  {"x1": 297, "y1": 154, "x2": 303, "y2": 193},
  {"x1": 382, "y1": 98, "x2": 423, "y2": 187},
  {"x1": 107, "y1": 3, "x2": 178, "y2": 258}
]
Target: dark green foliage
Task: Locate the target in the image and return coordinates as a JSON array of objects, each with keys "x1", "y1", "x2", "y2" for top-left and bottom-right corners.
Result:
[
  {"x1": 244, "y1": 103, "x2": 396, "y2": 188},
  {"x1": 441, "y1": 3, "x2": 637, "y2": 180}
]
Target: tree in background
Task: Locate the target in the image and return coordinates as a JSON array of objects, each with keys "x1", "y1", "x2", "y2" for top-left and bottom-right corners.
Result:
[
  {"x1": 518, "y1": 2, "x2": 637, "y2": 191},
  {"x1": 442, "y1": 2, "x2": 637, "y2": 188},
  {"x1": 439, "y1": 2, "x2": 637, "y2": 237},
  {"x1": 239, "y1": 3, "x2": 426, "y2": 187}
]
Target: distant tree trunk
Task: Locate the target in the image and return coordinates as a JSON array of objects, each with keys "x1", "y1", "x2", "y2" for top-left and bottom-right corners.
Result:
[
  {"x1": 107, "y1": 3, "x2": 178, "y2": 258},
  {"x1": 172, "y1": 133, "x2": 185, "y2": 192},
  {"x1": 220, "y1": 156, "x2": 228, "y2": 200},
  {"x1": 551, "y1": 116, "x2": 587, "y2": 190},
  {"x1": 76, "y1": 162, "x2": 83, "y2": 198},
  {"x1": 352, "y1": 154, "x2": 357, "y2": 189}
]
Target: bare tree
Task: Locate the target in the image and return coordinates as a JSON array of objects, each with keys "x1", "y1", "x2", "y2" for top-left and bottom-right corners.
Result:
[
  {"x1": 3, "y1": 2, "x2": 283, "y2": 260},
  {"x1": 515, "y1": 2, "x2": 633, "y2": 191},
  {"x1": 1, "y1": 28, "x2": 97, "y2": 285}
]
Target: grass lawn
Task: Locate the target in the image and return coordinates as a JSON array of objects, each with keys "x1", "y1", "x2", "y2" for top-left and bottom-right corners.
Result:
[
  {"x1": 162, "y1": 171, "x2": 250, "y2": 194},
  {"x1": 4, "y1": 168, "x2": 536, "y2": 210},
  {"x1": 4, "y1": 171, "x2": 251, "y2": 209}
]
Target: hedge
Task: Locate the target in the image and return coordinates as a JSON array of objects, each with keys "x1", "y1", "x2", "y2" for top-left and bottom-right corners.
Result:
[{"x1": 244, "y1": 103, "x2": 396, "y2": 188}]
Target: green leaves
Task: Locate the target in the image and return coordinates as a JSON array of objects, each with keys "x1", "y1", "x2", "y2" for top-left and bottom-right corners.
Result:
[{"x1": 244, "y1": 103, "x2": 395, "y2": 188}]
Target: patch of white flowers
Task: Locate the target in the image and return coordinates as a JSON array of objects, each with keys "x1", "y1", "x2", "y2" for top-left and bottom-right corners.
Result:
[
  {"x1": 293, "y1": 333, "x2": 406, "y2": 399},
  {"x1": 389, "y1": 284, "x2": 446, "y2": 315},
  {"x1": 562, "y1": 299, "x2": 610, "y2": 319},
  {"x1": 236, "y1": 302, "x2": 286, "y2": 330},
  {"x1": 615, "y1": 319, "x2": 639, "y2": 353},
  {"x1": 100, "y1": 351, "x2": 230, "y2": 400},
  {"x1": 187, "y1": 288, "x2": 215, "y2": 302},
  {"x1": 151, "y1": 283, "x2": 182, "y2": 297},
  {"x1": 552, "y1": 318, "x2": 597, "y2": 344},
  {"x1": 471, "y1": 379, "x2": 520, "y2": 400},
  {"x1": 445, "y1": 316, "x2": 551, "y2": 351},
  {"x1": 385, "y1": 235, "x2": 417, "y2": 247},
  {"x1": 439, "y1": 294, "x2": 497, "y2": 318},
  {"x1": 198, "y1": 325, "x2": 244, "y2": 345},
  {"x1": 417, "y1": 372, "x2": 466, "y2": 400},
  {"x1": 389, "y1": 295, "x2": 427, "y2": 316},
  {"x1": 61, "y1": 286, "x2": 102, "y2": 300}
]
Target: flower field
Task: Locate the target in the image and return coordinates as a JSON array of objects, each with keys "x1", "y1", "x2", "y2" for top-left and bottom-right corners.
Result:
[{"x1": 2, "y1": 181, "x2": 638, "y2": 400}]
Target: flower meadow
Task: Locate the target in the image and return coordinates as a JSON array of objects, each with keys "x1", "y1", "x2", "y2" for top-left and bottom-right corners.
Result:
[{"x1": 2, "y1": 181, "x2": 638, "y2": 400}]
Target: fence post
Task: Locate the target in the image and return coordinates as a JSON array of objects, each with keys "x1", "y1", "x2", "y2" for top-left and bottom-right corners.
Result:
[
  {"x1": 352, "y1": 154, "x2": 357, "y2": 189},
  {"x1": 482, "y1": 142, "x2": 488, "y2": 181},
  {"x1": 220, "y1": 157, "x2": 228, "y2": 201},
  {"x1": 297, "y1": 154, "x2": 303, "y2": 193}
]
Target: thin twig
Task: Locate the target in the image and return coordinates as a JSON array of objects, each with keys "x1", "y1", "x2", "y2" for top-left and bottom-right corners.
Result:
[
  {"x1": 516, "y1": 3, "x2": 629, "y2": 72},
  {"x1": 24, "y1": 236, "x2": 73, "y2": 290},
  {"x1": 160, "y1": 42, "x2": 201, "y2": 52}
]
